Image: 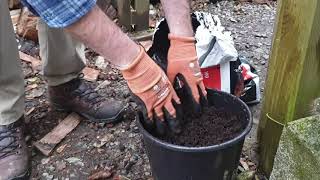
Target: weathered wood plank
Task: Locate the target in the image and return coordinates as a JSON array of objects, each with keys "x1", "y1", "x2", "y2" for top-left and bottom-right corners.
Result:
[
  {"x1": 34, "y1": 113, "x2": 82, "y2": 156},
  {"x1": 116, "y1": 0, "x2": 132, "y2": 30},
  {"x1": 258, "y1": 0, "x2": 320, "y2": 176},
  {"x1": 115, "y1": 0, "x2": 149, "y2": 31}
]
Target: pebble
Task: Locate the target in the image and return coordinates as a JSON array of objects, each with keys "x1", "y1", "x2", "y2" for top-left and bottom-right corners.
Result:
[
  {"x1": 96, "y1": 80, "x2": 111, "y2": 90},
  {"x1": 229, "y1": 17, "x2": 237, "y2": 23},
  {"x1": 129, "y1": 102, "x2": 138, "y2": 109},
  {"x1": 132, "y1": 127, "x2": 140, "y2": 133},
  {"x1": 25, "y1": 135, "x2": 31, "y2": 142},
  {"x1": 56, "y1": 161, "x2": 67, "y2": 171},
  {"x1": 65, "y1": 157, "x2": 84, "y2": 167},
  {"x1": 254, "y1": 48, "x2": 264, "y2": 54},
  {"x1": 42, "y1": 173, "x2": 54, "y2": 180},
  {"x1": 263, "y1": 54, "x2": 269, "y2": 60},
  {"x1": 95, "y1": 56, "x2": 108, "y2": 69},
  {"x1": 125, "y1": 161, "x2": 136, "y2": 171},
  {"x1": 41, "y1": 158, "x2": 50, "y2": 165},
  {"x1": 119, "y1": 143, "x2": 126, "y2": 152},
  {"x1": 47, "y1": 165, "x2": 55, "y2": 171},
  {"x1": 101, "y1": 134, "x2": 114, "y2": 142},
  {"x1": 121, "y1": 89, "x2": 130, "y2": 98}
]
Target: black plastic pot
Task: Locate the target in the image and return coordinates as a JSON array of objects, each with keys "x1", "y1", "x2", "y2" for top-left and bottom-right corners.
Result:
[{"x1": 137, "y1": 89, "x2": 252, "y2": 180}]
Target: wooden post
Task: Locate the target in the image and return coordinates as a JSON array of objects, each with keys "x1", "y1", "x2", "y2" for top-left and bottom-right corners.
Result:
[
  {"x1": 258, "y1": 0, "x2": 320, "y2": 176},
  {"x1": 115, "y1": 0, "x2": 131, "y2": 30},
  {"x1": 131, "y1": 0, "x2": 150, "y2": 31},
  {"x1": 115, "y1": 0, "x2": 149, "y2": 31}
]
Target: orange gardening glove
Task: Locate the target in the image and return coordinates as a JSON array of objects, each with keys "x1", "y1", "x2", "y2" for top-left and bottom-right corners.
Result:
[
  {"x1": 121, "y1": 46, "x2": 181, "y2": 124},
  {"x1": 167, "y1": 34, "x2": 207, "y2": 104}
]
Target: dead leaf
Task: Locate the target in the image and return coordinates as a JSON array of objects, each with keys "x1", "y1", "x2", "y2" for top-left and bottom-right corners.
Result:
[
  {"x1": 88, "y1": 170, "x2": 112, "y2": 180},
  {"x1": 26, "y1": 83, "x2": 38, "y2": 91},
  {"x1": 26, "y1": 77, "x2": 40, "y2": 83},
  {"x1": 17, "y1": 8, "x2": 39, "y2": 42},
  {"x1": 26, "y1": 88, "x2": 45, "y2": 99},
  {"x1": 19, "y1": 51, "x2": 41, "y2": 71}
]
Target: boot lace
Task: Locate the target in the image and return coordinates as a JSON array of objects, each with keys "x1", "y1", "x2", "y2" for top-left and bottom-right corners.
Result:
[
  {"x1": 72, "y1": 74, "x2": 105, "y2": 109},
  {"x1": 0, "y1": 125, "x2": 20, "y2": 159}
]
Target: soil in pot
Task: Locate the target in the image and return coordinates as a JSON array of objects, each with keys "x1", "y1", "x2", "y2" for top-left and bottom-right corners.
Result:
[{"x1": 159, "y1": 107, "x2": 247, "y2": 147}]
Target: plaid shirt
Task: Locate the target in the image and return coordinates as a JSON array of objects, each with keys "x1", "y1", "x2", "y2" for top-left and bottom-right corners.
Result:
[{"x1": 22, "y1": 0, "x2": 96, "y2": 28}]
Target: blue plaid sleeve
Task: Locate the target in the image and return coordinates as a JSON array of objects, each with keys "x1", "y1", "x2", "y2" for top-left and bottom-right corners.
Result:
[{"x1": 23, "y1": 0, "x2": 96, "y2": 28}]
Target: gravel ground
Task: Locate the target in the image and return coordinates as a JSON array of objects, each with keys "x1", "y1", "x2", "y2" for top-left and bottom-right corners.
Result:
[{"x1": 19, "y1": 1, "x2": 277, "y2": 179}]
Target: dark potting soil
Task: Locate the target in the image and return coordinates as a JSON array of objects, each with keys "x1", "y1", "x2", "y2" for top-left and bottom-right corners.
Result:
[{"x1": 161, "y1": 107, "x2": 247, "y2": 147}]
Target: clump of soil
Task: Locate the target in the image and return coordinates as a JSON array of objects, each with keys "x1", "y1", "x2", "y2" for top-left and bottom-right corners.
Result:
[{"x1": 161, "y1": 107, "x2": 247, "y2": 147}]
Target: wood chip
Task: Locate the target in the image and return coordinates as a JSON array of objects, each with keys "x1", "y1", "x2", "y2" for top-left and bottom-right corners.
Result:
[
  {"x1": 240, "y1": 158, "x2": 250, "y2": 170},
  {"x1": 34, "y1": 113, "x2": 82, "y2": 156},
  {"x1": 113, "y1": 175, "x2": 131, "y2": 180},
  {"x1": 25, "y1": 107, "x2": 35, "y2": 116},
  {"x1": 88, "y1": 170, "x2": 112, "y2": 180},
  {"x1": 83, "y1": 67, "x2": 100, "y2": 82},
  {"x1": 56, "y1": 144, "x2": 68, "y2": 154},
  {"x1": 10, "y1": 9, "x2": 21, "y2": 26}
]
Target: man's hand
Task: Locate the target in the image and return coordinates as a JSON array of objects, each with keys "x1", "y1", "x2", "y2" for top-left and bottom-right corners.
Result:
[
  {"x1": 121, "y1": 46, "x2": 181, "y2": 135},
  {"x1": 167, "y1": 34, "x2": 207, "y2": 105}
]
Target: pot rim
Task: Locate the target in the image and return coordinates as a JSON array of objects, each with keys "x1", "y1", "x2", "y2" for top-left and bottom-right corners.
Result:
[{"x1": 137, "y1": 90, "x2": 253, "y2": 152}]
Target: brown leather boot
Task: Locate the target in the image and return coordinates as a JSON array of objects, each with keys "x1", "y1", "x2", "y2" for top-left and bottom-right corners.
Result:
[
  {"x1": 0, "y1": 117, "x2": 30, "y2": 180},
  {"x1": 49, "y1": 77, "x2": 127, "y2": 123}
]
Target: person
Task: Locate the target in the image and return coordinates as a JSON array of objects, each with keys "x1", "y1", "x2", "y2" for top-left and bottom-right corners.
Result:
[{"x1": 0, "y1": 0, "x2": 206, "y2": 179}]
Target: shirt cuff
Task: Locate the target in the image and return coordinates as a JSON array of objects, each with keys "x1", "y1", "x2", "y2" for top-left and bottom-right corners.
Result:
[{"x1": 26, "y1": 0, "x2": 97, "y2": 28}]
